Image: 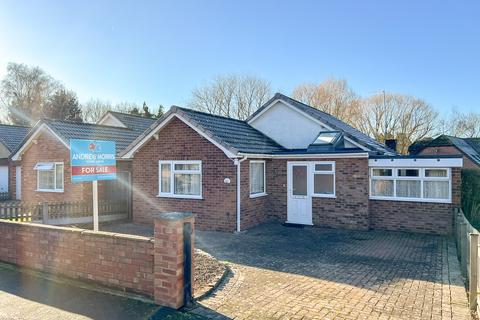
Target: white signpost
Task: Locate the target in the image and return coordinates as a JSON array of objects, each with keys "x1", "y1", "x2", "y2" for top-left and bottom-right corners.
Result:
[{"x1": 70, "y1": 139, "x2": 117, "y2": 231}]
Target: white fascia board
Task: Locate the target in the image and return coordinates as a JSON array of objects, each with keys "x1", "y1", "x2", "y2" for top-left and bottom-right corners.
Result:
[
  {"x1": 248, "y1": 99, "x2": 370, "y2": 152},
  {"x1": 368, "y1": 157, "x2": 463, "y2": 168},
  {"x1": 122, "y1": 113, "x2": 237, "y2": 159},
  {"x1": 11, "y1": 124, "x2": 69, "y2": 161},
  {"x1": 237, "y1": 152, "x2": 369, "y2": 159}
]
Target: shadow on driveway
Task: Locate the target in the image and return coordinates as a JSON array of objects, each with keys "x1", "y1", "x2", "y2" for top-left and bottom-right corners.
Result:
[{"x1": 0, "y1": 263, "x2": 159, "y2": 320}]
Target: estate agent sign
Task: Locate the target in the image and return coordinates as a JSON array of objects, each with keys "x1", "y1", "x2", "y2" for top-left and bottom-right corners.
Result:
[
  {"x1": 70, "y1": 139, "x2": 117, "y2": 231},
  {"x1": 70, "y1": 139, "x2": 116, "y2": 183}
]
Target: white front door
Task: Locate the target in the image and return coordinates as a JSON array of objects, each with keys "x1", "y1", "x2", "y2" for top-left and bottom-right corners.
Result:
[
  {"x1": 15, "y1": 166, "x2": 21, "y2": 200},
  {"x1": 0, "y1": 166, "x2": 8, "y2": 193},
  {"x1": 287, "y1": 162, "x2": 312, "y2": 225}
]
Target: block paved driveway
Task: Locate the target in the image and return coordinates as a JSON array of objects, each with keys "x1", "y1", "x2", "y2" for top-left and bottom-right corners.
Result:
[{"x1": 191, "y1": 222, "x2": 471, "y2": 320}]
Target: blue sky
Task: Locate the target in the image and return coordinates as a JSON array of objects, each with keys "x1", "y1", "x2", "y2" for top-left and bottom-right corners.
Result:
[{"x1": 0, "y1": 0, "x2": 479, "y2": 114}]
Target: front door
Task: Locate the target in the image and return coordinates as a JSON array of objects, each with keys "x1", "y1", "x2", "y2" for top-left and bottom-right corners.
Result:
[{"x1": 287, "y1": 162, "x2": 312, "y2": 225}]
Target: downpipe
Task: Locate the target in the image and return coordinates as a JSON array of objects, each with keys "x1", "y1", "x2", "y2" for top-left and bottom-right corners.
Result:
[{"x1": 233, "y1": 156, "x2": 247, "y2": 233}]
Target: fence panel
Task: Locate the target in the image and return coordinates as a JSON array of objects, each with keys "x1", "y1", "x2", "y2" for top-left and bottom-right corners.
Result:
[
  {"x1": 0, "y1": 200, "x2": 127, "y2": 224},
  {"x1": 455, "y1": 208, "x2": 480, "y2": 311}
]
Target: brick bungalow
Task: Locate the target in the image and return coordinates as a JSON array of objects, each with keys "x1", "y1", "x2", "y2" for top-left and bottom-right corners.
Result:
[
  {"x1": 9, "y1": 112, "x2": 155, "y2": 205},
  {"x1": 0, "y1": 124, "x2": 30, "y2": 196},
  {"x1": 120, "y1": 93, "x2": 463, "y2": 235},
  {"x1": 409, "y1": 135, "x2": 480, "y2": 170}
]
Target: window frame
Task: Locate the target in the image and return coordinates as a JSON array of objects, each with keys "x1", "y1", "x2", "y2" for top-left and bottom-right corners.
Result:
[
  {"x1": 311, "y1": 161, "x2": 336, "y2": 198},
  {"x1": 369, "y1": 167, "x2": 451, "y2": 203},
  {"x1": 249, "y1": 160, "x2": 266, "y2": 198},
  {"x1": 36, "y1": 162, "x2": 64, "y2": 193},
  {"x1": 158, "y1": 160, "x2": 202, "y2": 199}
]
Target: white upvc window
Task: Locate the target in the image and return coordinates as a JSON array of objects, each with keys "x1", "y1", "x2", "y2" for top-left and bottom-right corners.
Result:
[
  {"x1": 370, "y1": 167, "x2": 451, "y2": 203},
  {"x1": 158, "y1": 160, "x2": 202, "y2": 199},
  {"x1": 35, "y1": 162, "x2": 64, "y2": 192},
  {"x1": 312, "y1": 161, "x2": 335, "y2": 198},
  {"x1": 250, "y1": 160, "x2": 266, "y2": 198}
]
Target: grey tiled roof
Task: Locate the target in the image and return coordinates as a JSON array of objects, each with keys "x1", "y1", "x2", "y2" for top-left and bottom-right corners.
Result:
[
  {"x1": 13, "y1": 119, "x2": 144, "y2": 156},
  {"x1": 412, "y1": 135, "x2": 480, "y2": 166},
  {"x1": 107, "y1": 112, "x2": 157, "y2": 135},
  {"x1": 174, "y1": 107, "x2": 286, "y2": 154},
  {"x1": 0, "y1": 124, "x2": 30, "y2": 152},
  {"x1": 248, "y1": 93, "x2": 396, "y2": 155}
]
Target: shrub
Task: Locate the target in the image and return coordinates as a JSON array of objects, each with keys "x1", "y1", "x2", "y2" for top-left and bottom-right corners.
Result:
[{"x1": 462, "y1": 169, "x2": 480, "y2": 228}]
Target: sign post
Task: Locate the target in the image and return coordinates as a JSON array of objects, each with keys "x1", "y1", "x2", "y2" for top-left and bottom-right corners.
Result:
[{"x1": 70, "y1": 139, "x2": 116, "y2": 231}]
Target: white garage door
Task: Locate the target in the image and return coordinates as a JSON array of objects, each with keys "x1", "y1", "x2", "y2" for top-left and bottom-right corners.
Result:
[{"x1": 0, "y1": 166, "x2": 8, "y2": 193}]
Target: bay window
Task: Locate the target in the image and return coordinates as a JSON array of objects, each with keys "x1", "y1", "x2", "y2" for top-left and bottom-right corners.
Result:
[
  {"x1": 370, "y1": 167, "x2": 451, "y2": 203},
  {"x1": 312, "y1": 161, "x2": 335, "y2": 197},
  {"x1": 35, "y1": 162, "x2": 64, "y2": 192},
  {"x1": 250, "y1": 160, "x2": 266, "y2": 197},
  {"x1": 158, "y1": 161, "x2": 202, "y2": 198}
]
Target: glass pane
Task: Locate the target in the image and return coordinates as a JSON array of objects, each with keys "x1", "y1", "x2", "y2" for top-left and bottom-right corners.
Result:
[
  {"x1": 372, "y1": 169, "x2": 392, "y2": 177},
  {"x1": 314, "y1": 164, "x2": 332, "y2": 171},
  {"x1": 174, "y1": 163, "x2": 200, "y2": 171},
  {"x1": 250, "y1": 162, "x2": 265, "y2": 194},
  {"x1": 313, "y1": 131, "x2": 340, "y2": 144},
  {"x1": 39, "y1": 170, "x2": 54, "y2": 190},
  {"x1": 160, "y1": 164, "x2": 171, "y2": 193},
  {"x1": 174, "y1": 174, "x2": 201, "y2": 195},
  {"x1": 396, "y1": 180, "x2": 421, "y2": 198},
  {"x1": 371, "y1": 180, "x2": 394, "y2": 196},
  {"x1": 55, "y1": 164, "x2": 63, "y2": 190},
  {"x1": 398, "y1": 169, "x2": 419, "y2": 177},
  {"x1": 425, "y1": 169, "x2": 447, "y2": 177},
  {"x1": 292, "y1": 166, "x2": 307, "y2": 196},
  {"x1": 424, "y1": 181, "x2": 449, "y2": 199},
  {"x1": 314, "y1": 174, "x2": 334, "y2": 194}
]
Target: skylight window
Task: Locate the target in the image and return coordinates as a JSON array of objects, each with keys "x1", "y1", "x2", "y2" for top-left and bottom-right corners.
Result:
[{"x1": 312, "y1": 131, "x2": 341, "y2": 145}]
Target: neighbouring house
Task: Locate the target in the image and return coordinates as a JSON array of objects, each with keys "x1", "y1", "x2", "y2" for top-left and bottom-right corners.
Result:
[
  {"x1": 9, "y1": 113, "x2": 156, "y2": 205},
  {"x1": 0, "y1": 124, "x2": 30, "y2": 196},
  {"x1": 120, "y1": 93, "x2": 463, "y2": 235},
  {"x1": 409, "y1": 135, "x2": 480, "y2": 170}
]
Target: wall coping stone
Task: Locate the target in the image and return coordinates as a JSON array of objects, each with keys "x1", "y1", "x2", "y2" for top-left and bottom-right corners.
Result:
[
  {"x1": 0, "y1": 220, "x2": 153, "y2": 242},
  {"x1": 153, "y1": 212, "x2": 194, "y2": 221}
]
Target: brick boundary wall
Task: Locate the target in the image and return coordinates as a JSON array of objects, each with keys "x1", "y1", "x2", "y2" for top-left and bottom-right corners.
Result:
[{"x1": 0, "y1": 212, "x2": 194, "y2": 308}]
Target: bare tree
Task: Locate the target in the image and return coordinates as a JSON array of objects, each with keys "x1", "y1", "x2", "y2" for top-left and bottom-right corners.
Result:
[
  {"x1": 359, "y1": 93, "x2": 438, "y2": 154},
  {"x1": 0, "y1": 62, "x2": 60, "y2": 125},
  {"x1": 190, "y1": 75, "x2": 271, "y2": 120},
  {"x1": 292, "y1": 78, "x2": 361, "y2": 126},
  {"x1": 81, "y1": 99, "x2": 114, "y2": 123},
  {"x1": 439, "y1": 110, "x2": 480, "y2": 137}
]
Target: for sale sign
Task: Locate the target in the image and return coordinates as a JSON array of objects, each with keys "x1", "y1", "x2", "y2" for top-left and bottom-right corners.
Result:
[{"x1": 70, "y1": 139, "x2": 116, "y2": 183}]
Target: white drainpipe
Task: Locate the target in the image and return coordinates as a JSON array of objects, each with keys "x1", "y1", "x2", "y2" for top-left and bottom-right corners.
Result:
[{"x1": 234, "y1": 156, "x2": 247, "y2": 233}]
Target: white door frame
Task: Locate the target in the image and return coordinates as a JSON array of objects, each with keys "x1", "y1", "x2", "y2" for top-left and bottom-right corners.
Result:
[{"x1": 287, "y1": 161, "x2": 313, "y2": 225}]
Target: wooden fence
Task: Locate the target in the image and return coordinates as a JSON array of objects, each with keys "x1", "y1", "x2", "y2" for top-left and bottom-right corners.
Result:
[
  {"x1": 0, "y1": 200, "x2": 128, "y2": 225},
  {"x1": 455, "y1": 208, "x2": 479, "y2": 311}
]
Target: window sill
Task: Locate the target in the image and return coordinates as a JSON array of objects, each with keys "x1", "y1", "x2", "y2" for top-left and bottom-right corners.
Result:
[
  {"x1": 369, "y1": 196, "x2": 451, "y2": 204},
  {"x1": 157, "y1": 194, "x2": 203, "y2": 200},
  {"x1": 312, "y1": 194, "x2": 336, "y2": 198},
  {"x1": 250, "y1": 193, "x2": 267, "y2": 199},
  {"x1": 36, "y1": 189, "x2": 64, "y2": 193}
]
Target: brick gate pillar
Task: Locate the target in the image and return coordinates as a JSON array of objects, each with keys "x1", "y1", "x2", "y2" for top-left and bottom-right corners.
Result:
[{"x1": 153, "y1": 212, "x2": 195, "y2": 309}]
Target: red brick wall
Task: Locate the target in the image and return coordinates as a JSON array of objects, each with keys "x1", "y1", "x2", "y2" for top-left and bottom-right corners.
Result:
[
  {"x1": 0, "y1": 220, "x2": 155, "y2": 297},
  {"x1": 268, "y1": 157, "x2": 370, "y2": 230},
  {"x1": 240, "y1": 159, "x2": 271, "y2": 230},
  {"x1": 12, "y1": 129, "x2": 131, "y2": 204},
  {"x1": 369, "y1": 167, "x2": 461, "y2": 235},
  {"x1": 418, "y1": 146, "x2": 479, "y2": 169},
  {"x1": 18, "y1": 130, "x2": 90, "y2": 203},
  {"x1": 131, "y1": 118, "x2": 237, "y2": 232}
]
